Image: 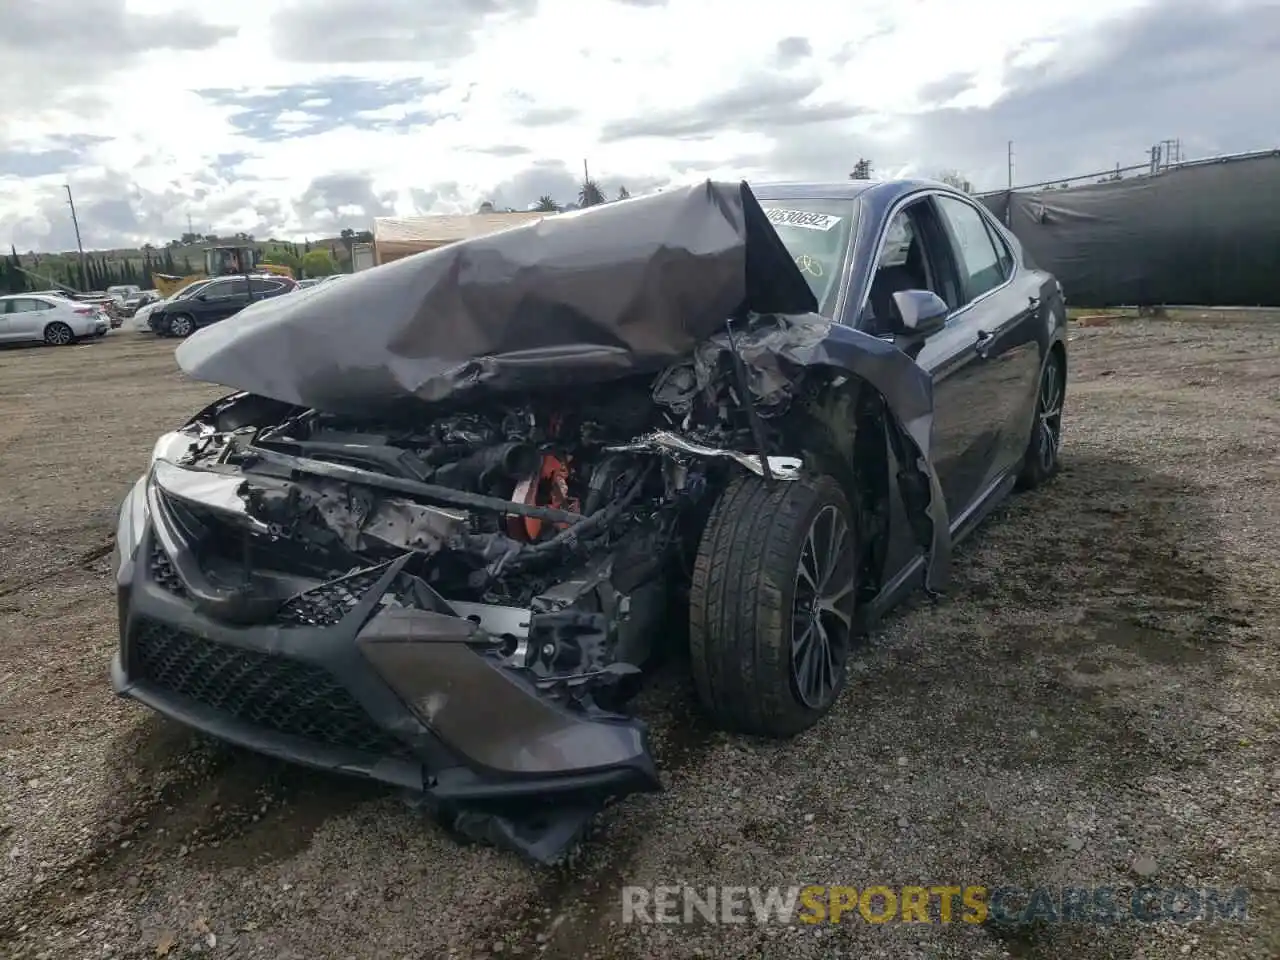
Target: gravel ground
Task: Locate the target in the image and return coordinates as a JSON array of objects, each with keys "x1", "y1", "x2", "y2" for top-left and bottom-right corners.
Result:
[{"x1": 0, "y1": 318, "x2": 1276, "y2": 959}]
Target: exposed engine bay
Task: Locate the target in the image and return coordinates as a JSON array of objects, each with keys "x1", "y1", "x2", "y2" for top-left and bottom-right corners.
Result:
[{"x1": 159, "y1": 335, "x2": 818, "y2": 704}]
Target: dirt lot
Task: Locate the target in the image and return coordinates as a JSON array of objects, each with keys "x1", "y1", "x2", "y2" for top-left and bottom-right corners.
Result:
[{"x1": 1, "y1": 318, "x2": 1277, "y2": 959}]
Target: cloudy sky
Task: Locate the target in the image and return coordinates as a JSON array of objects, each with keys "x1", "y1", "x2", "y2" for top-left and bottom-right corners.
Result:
[{"x1": 1, "y1": 0, "x2": 1275, "y2": 251}]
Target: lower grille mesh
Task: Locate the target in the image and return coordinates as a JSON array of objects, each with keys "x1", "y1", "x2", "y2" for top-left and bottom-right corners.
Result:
[
  {"x1": 130, "y1": 619, "x2": 407, "y2": 757},
  {"x1": 277, "y1": 569, "x2": 384, "y2": 627}
]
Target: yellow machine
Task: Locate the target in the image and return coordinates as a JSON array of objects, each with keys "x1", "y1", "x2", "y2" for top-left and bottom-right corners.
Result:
[{"x1": 151, "y1": 245, "x2": 294, "y2": 298}]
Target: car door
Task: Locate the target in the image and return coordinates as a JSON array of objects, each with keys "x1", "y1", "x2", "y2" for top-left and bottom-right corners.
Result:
[
  {"x1": 855, "y1": 197, "x2": 999, "y2": 580},
  {"x1": 7, "y1": 298, "x2": 53, "y2": 341},
  {"x1": 0, "y1": 299, "x2": 13, "y2": 341},
  {"x1": 932, "y1": 194, "x2": 1043, "y2": 494},
  {"x1": 861, "y1": 199, "x2": 995, "y2": 517},
  {"x1": 193, "y1": 279, "x2": 247, "y2": 326}
]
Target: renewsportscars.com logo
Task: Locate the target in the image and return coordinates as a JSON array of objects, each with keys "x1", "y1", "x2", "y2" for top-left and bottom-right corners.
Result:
[{"x1": 621, "y1": 885, "x2": 1250, "y2": 926}]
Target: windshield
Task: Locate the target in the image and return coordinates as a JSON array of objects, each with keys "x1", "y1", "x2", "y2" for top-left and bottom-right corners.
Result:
[{"x1": 756, "y1": 199, "x2": 856, "y2": 317}]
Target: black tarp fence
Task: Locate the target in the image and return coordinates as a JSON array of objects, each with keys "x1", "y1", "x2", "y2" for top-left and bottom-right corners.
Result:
[{"x1": 977, "y1": 150, "x2": 1280, "y2": 308}]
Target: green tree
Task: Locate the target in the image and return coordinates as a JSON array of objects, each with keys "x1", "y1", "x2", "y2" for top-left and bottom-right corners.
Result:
[
  {"x1": 301, "y1": 249, "x2": 337, "y2": 278},
  {"x1": 533, "y1": 195, "x2": 559, "y2": 212},
  {"x1": 262, "y1": 249, "x2": 302, "y2": 275},
  {"x1": 850, "y1": 158, "x2": 872, "y2": 179},
  {"x1": 578, "y1": 178, "x2": 606, "y2": 208},
  {"x1": 4, "y1": 244, "x2": 26, "y2": 294}
]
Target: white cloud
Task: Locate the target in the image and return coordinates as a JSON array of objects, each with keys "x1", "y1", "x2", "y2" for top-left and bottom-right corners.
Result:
[{"x1": 0, "y1": 0, "x2": 1272, "y2": 250}]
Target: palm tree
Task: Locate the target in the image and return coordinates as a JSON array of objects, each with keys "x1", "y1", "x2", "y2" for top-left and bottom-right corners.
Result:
[
  {"x1": 534, "y1": 195, "x2": 559, "y2": 212},
  {"x1": 578, "y1": 178, "x2": 606, "y2": 208}
]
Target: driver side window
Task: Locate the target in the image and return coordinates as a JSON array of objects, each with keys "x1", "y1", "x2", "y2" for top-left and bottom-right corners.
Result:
[{"x1": 862, "y1": 202, "x2": 953, "y2": 334}]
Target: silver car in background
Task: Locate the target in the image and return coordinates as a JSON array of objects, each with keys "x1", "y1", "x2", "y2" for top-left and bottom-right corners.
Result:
[{"x1": 0, "y1": 293, "x2": 109, "y2": 345}]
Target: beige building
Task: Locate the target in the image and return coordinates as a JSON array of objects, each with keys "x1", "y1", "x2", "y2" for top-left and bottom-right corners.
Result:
[{"x1": 372, "y1": 211, "x2": 551, "y2": 265}]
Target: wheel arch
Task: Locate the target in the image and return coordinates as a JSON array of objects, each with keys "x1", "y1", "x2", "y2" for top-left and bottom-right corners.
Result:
[
  {"x1": 43, "y1": 319, "x2": 74, "y2": 342},
  {"x1": 782, "y1": 372, "x2": 894, "y2": 605},
  {"x1": 1049, "y1": 336, "x2": 1068, "y2": 387}
]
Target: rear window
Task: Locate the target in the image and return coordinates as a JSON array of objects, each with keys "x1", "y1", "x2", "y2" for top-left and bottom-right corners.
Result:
[{"x1": 756, "y1": 200, "x2": 856, "y2": 317}]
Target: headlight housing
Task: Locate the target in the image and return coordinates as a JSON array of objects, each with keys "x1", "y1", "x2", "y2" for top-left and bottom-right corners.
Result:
[{"x1": 112, "y1": 476, "x2": 149, "y2": 579}]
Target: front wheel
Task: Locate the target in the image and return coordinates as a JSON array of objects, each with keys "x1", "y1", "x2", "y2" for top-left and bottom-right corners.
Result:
[
  {"x1": 689, "y1": 473, "x2": 859, "y2": 737},
  {"x1": 166, "y1": 314, "x2": 195, "y2": 338}
]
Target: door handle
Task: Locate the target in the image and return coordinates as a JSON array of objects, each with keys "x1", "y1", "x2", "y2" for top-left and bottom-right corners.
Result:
[
  {"x1": 1027, "y1": 296, "x2": 1042, "y2": 312},
  {"x1": 975, "y1": 329, "x2": 993, "y2": 358}
]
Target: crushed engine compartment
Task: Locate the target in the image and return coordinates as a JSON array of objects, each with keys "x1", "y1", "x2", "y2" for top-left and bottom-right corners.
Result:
[{"x1": 159, "y1": 335, "x2": 821, "y2": 715}]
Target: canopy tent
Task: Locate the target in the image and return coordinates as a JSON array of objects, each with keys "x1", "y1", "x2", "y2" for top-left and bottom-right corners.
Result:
[{"x1": 372, "y1": 211, "x2": 551, "y2": 264}]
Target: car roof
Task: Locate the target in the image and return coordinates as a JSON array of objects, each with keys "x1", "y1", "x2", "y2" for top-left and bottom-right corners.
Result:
[
  {"x1": 1, "y1": 294, "x2": 68, "y2": 308},
  {"x1": 752, "y1": 178, "x2": 966, "y2": 205}
]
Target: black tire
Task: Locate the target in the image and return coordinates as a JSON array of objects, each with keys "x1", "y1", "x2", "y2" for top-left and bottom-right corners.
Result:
[
  {"x1": 690, "y1": 472, "x2": 859, "y2": 737},
  {"x1": 43, "y1": 322, "x2": 74, "y2": 346},
  {"x1": 1017, "y1": 349, "x2": 1065, "y2": 490},
  {"x1": 167, "y1": 313, "x2": 195, "y2": 338}
]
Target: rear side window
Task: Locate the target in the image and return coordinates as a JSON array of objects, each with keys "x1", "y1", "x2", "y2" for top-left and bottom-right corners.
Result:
[
  {"x1": 249, "y1": 278, "x2": 286, "y2": 295},
  {"x1": 935, "y1": 196, "x2": 1007, "y2": 303}
]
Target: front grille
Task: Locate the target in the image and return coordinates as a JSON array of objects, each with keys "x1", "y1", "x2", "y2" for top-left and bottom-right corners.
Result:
[
  {"x1": 130, "y1": 619, "x2": 407, "y2": 757},
  {"x1": 277, "y1": 568, "x2": 384, "y2": 627}
]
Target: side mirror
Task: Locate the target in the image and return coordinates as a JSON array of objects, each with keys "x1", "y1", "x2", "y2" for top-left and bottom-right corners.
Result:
[
  {"x1": 892, "y1": 289, "x2": 949, "y2": 337},
  {"x1": 196, "y1": 293, "x2": 208, "y2": 301}
]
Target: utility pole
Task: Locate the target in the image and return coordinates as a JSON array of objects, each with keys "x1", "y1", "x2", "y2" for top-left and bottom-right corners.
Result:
[
  {"x1": 1005, "y1": 141, "x2": 1014, "y2": 226},
  {"x1": 64, "y1": 184, "x2": 88, "y2": 292},
  {"x1": 187, "y1": 213, "x2": 194, "y2": 239}
]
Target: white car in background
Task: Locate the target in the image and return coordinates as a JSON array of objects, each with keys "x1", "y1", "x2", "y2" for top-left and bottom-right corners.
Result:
[{"x1": 0, "y1": 293, "x2": 109, "y2": 345}]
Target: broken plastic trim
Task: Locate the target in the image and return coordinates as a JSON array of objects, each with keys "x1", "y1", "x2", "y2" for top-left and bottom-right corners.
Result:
[
  {"x1": 723, "y1": 317, "x2": 776, "y2": 481},
  {"x1": 604, "y1": 431, "x2": 801, "y2": 480}
]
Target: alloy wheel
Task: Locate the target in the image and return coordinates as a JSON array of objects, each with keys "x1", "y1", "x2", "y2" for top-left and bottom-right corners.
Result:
[
  {"x1": 45, "y1": 323, "x2": 72, "y2": 346},
  {"x1": 1037, "y1": 358, "x2": 1064, "y2": 473},
  {"x1": 791, "y1": 504, "x2": 856, "y2": 709},
  {"x1": 169, "y1": 315, "x2": 193, "y2": 337}
]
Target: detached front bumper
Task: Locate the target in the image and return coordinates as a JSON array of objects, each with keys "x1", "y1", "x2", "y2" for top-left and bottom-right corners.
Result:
[{"x1": 111, "y1": 472, "x2": 659, "y2": 862}]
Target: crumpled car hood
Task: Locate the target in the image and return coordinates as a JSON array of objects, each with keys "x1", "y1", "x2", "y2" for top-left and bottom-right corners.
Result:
[{"x1": 175, "y1": 180, "x2": 817, "y2": 415}]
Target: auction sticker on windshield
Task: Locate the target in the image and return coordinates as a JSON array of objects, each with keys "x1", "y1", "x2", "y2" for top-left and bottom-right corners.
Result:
[{"x1": 766, "y1": 208, "x2": 844, "y2": 231}]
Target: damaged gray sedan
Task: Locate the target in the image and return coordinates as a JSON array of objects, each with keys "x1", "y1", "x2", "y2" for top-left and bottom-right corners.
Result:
[{"x1": 110, "y1": 180, "x2": 1066, "y2": 863}]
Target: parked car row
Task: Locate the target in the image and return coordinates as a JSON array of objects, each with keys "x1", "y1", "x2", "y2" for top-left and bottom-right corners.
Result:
[
  {"x1": 142, "y1": 273, "x2": 346, "y2": 338},
  {"x1": 120, "y1": 289, "x2": 161, "y2": 317},
  {"x1": 0, "y1": 293, "x2": 111, "y2": 345}
]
